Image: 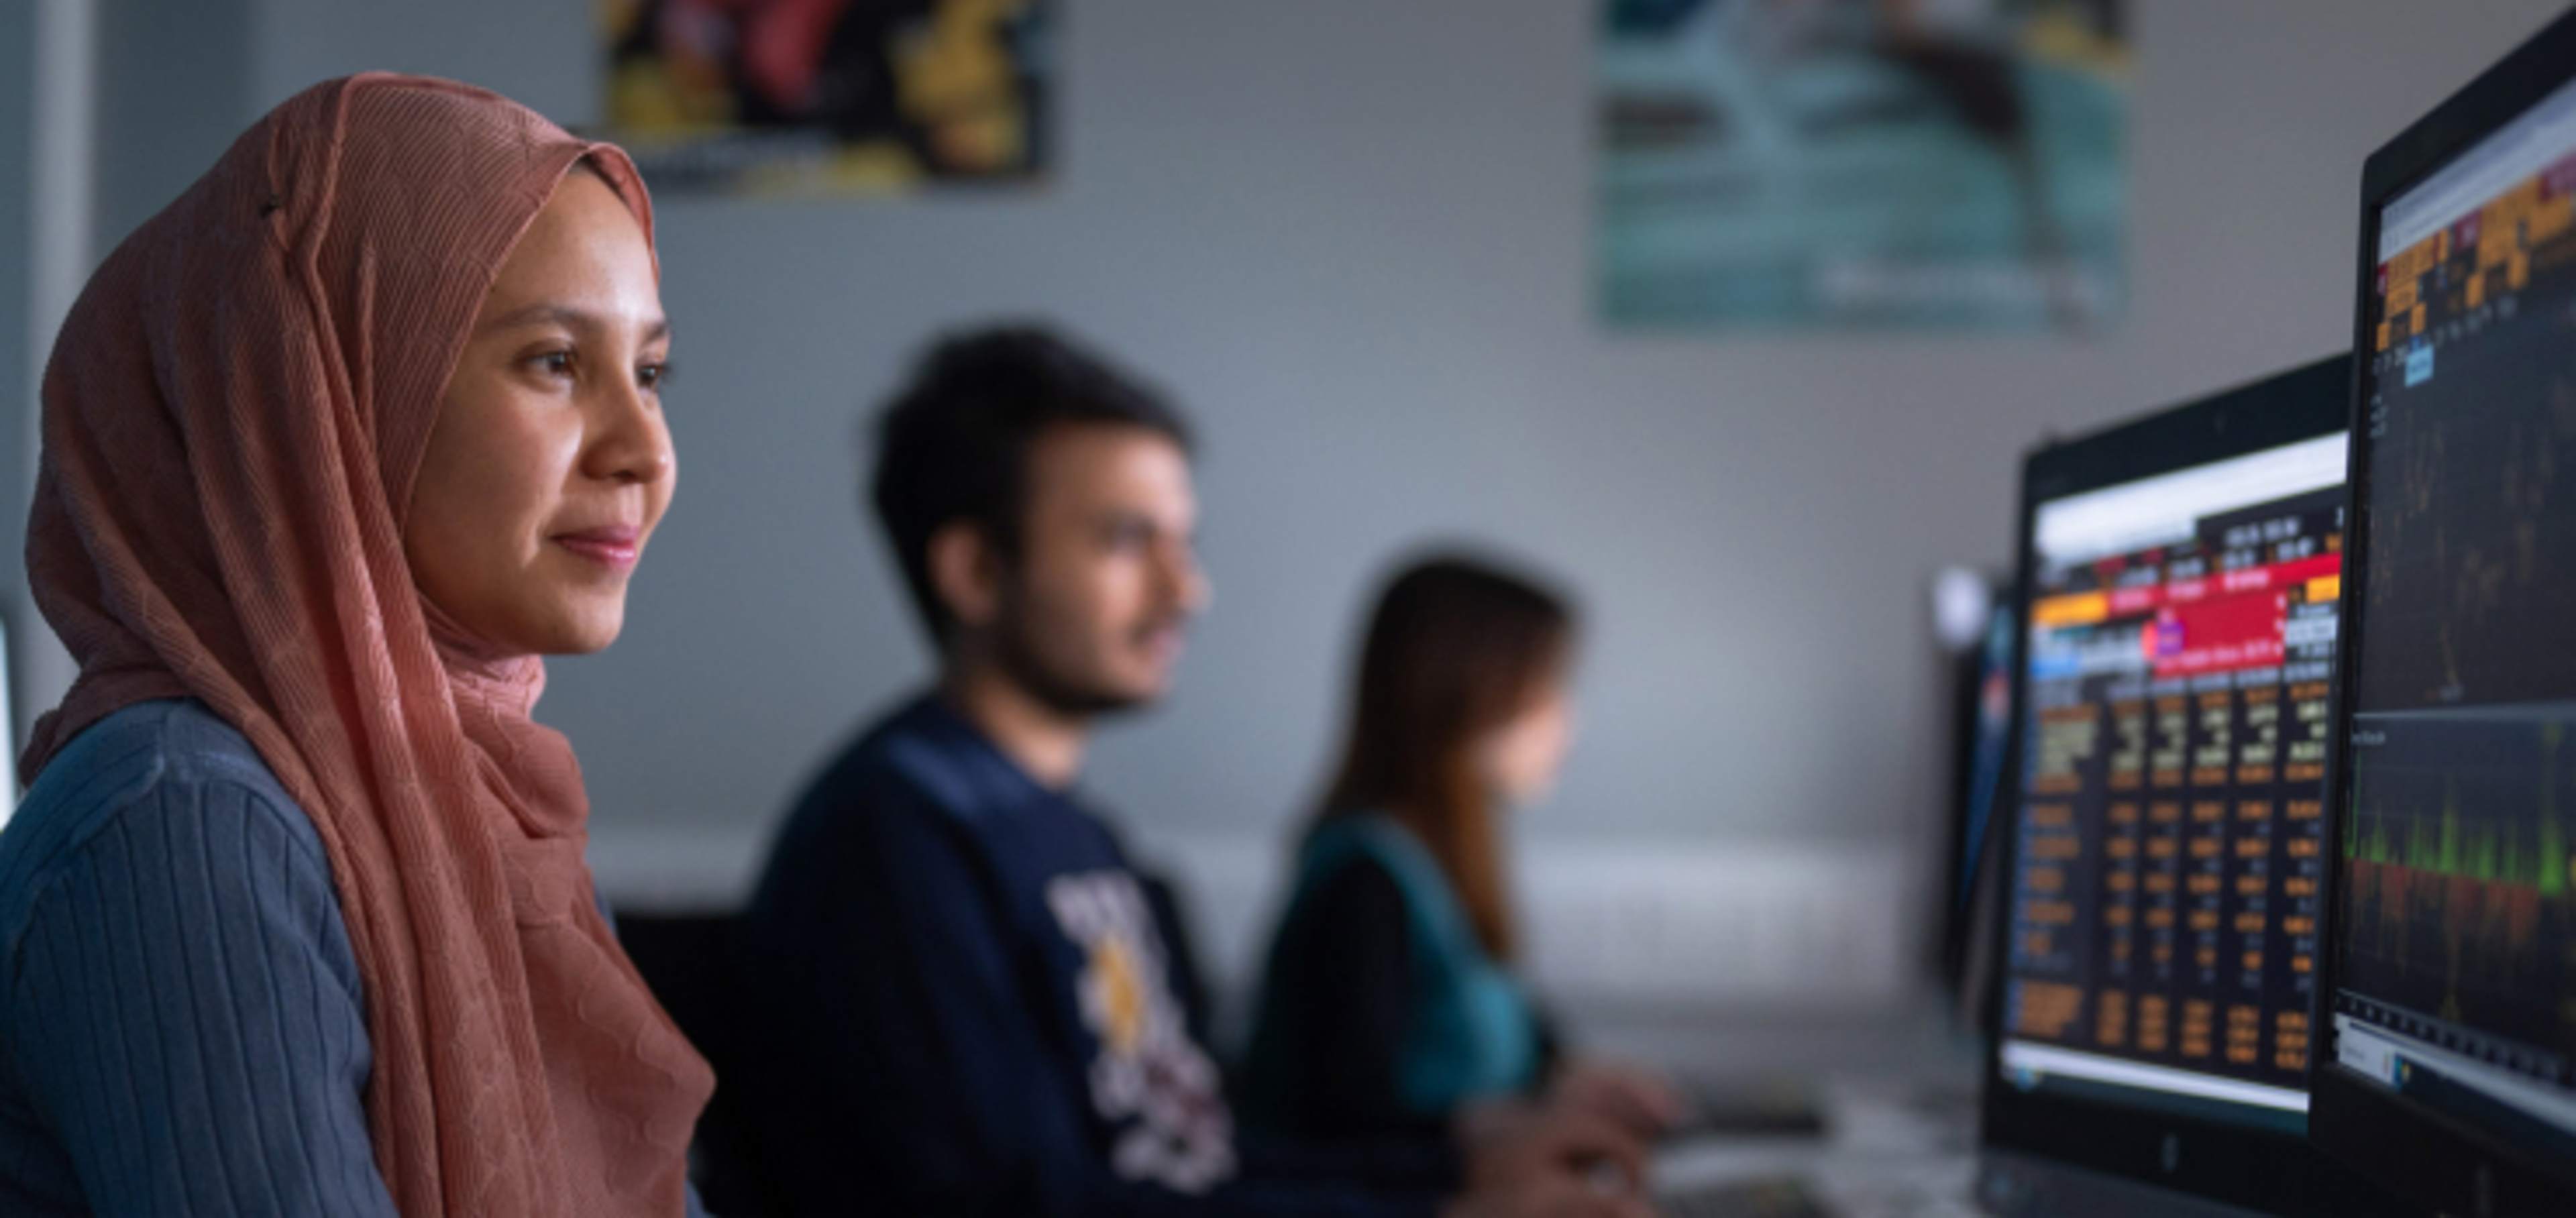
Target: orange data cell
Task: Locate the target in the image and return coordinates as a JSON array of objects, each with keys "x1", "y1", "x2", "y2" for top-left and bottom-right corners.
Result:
[
  {"x1": 2012, "y1": 980, "x2": 2086, "y2": 1040},
  {"x1": 2097, "y1": 991, "x2": 2131, "y2": 1047},
  {"x1": 2107, "y1": 837, "x2": 2140, "y2": 860},
  {"x1": 2152, "y1": 944, "x2": 2176, "y2": 965},
  {"x1": 2191, "y1": 767, "x2": 2233, "y2": 787},
  {"x1": 2196, "y1": 946, "x2": 2219, "y2": 968},
  {"x1": 2028, "y1": 835, "x2": 2082, "y2": 861},
  {"x1": 2027, "y1": 866, "x2": 2068, "y2": 892},
  {"x1": 2306, "y1": 574, "x2": 2341, "y2": 604},
  {"x1": 2237, "y1": 875, "x2": 2269, "y2": 895},
  {"x1": 2243, "y1": 950, "x2": 2265, "y2": 971},
  {"x1": 2287, "y1": 800, "x2": 2322, "y2": 820},
  {"x1": 2021, "y1": 931, "x2": 2055, "y2": 958},
  {"x1": 2284, "y1": 763, "x2": 2326, "y2": 783},
  {"x1": 2288, "y1": 837, "x2": 2321, "y2": 858},
  {"x1": 2292, "y1": 954, "x2": 2313, "y2": 973},
  {"x1": 2109, "y1": 802, "x2": 2142, "y2": 824},
  {"x1": 2194, "y1": 801, "x2": 2227, "y2": 823},
  {"x1": 2285, "y1": 876, "x2": 2318, "y2": 897},
  {"x1": 2029, "y1": 804, "x2": 2076, "y2": 827},
  {"x1": 2138, "y1": 996, "x2": 2172, "y2": 1052},
  {"x1": 2104, "y1": 905, "x2": 2135, "y2": 926},
  {"x1": 2191, "y1": 837, "x2": 2223, "y2": 859},
  {"x1": 2190, "y1": 910, "x2": 2221, "y2": 932},
  {"x1": 2151, "y1": 803, "x2": 2183, "y2": 823},
  {"x1": 2145, "y1": 908, "x2": 2178, "y2": 930},
  {"x1": 2145, "y1": 873, "x2": 2178, "y2": 894},
  {"x1": 2033, "y1": 592, "x2": 2110, "y2": 628},
  {"x1": 2236, "y1": 765, "x2": 2277, "y2": 784},
  {"x1": 2284, "y1": 916, "x2": 2315, "y2": 935},
  {"x1": 2149, "y1": 837, "x2": 2180, "y2": 859},
  {"x1": 2239, "y1": 801, "x2": 2274, "y2": 822},
  {"x1": 2024, "y1": 901, "x2": 2078, "y2": 926},
  {"x1": 2235, "y1": 913, "x2": 2268, "y2": 934},
  {"x1": 2189, "y1": 873, "x2": 2222, "y2": 895},
  {"x1": 2236, "y1": 837, "x2": 2271, "y2": 859}
]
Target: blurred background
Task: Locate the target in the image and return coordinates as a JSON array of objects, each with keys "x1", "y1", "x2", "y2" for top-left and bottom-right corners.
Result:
[{"x1": 0, "y1": 0, "x2": 2566, "y2": 1047}]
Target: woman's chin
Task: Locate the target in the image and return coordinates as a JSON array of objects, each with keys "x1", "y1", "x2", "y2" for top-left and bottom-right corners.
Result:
[{"x1": 530, "y1": 601, "x2": 627, "y2": 656}]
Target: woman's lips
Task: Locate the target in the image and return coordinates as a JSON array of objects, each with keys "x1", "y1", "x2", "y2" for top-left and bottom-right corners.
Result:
[{"x1": 551, "y1": 526, "x2": 641, "y2": 572}]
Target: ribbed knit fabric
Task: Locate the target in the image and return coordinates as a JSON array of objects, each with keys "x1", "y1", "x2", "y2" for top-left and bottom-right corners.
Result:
[
  {"x1": 0, "y1": 701, "x2": 393, "y2": 1216},
  {"x1": 0, "y1": 701, "x2": 714, "y2": 1218},
  {"x1": 18, "y1": 74, "x2": 710, "y2": 1215}
]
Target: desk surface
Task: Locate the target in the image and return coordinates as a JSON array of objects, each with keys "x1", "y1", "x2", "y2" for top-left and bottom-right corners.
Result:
[{"x1": 1631, "y1": 1000, "x2": 1987, "y2": 1218}]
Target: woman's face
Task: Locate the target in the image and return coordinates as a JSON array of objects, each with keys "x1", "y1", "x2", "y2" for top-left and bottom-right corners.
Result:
[
  {"x1": 407, "y1": 169, "x2": 673, "y2": 656},
  {"x1": 1479, "y1": 679, "x2": 1576, "y2": 810}
]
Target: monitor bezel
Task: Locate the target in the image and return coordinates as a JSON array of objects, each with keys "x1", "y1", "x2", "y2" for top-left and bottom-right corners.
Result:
[
  {"x1": 1978, "y1": 355, "x2": 2355, "y2": 1214},
  {"x1": 2312, "y1": 9, "x2": 2576, "y2": 1215}
]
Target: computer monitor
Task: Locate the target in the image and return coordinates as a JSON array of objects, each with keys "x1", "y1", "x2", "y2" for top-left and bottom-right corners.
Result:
[
  {"x1": 1978, "y1": 357, "x2": 2358, "y2": 1215},
  {"x1": 2314, "y1": 9, "x2": 2576, "y2": 1214},
  {"x1": 1931, "y1": 573, "x2": 2013, "y2": 1018}
]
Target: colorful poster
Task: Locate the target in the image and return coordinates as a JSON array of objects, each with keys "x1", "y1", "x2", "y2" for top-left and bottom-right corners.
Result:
[
  {"x1": 604, "y1": 0, "x2": 1051, "y2": 196},
  {"x1": 1597, "y1": 0, "x2": 2127, "y2": 331}
]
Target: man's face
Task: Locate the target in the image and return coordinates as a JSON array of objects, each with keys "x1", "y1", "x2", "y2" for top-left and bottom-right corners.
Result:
[{"x1": 987, "y1": 424, "x2": 1208, "y2": 715}]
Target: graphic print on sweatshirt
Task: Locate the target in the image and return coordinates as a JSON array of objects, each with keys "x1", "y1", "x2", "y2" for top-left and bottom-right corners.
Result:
[{"x1": 1044, "y1": 869, "x2": 1237, "y2": 1193}]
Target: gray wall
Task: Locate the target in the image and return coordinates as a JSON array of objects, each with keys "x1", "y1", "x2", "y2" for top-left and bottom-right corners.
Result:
[
  {"x1": 2, "y1": 3, "x2": 30, "y2": 566},
  {"x1": 59, "y1": 2, "x2": 2576, "y2": 877}
]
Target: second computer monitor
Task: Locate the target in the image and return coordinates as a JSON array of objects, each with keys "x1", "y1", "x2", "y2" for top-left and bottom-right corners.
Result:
[{"x1": 1979, "y1": 356, "x2": 2351, "y2": 1215}]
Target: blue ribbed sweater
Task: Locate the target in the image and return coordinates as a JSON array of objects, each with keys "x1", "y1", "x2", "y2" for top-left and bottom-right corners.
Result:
[{"x1": 0, "y1": 699, "x2": 704, "y2": 1217}]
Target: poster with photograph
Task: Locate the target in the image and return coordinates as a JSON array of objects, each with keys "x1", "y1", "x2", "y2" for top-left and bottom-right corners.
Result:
[
  {"x1": 604, "y1": 0, "x2": 1051, "y2": 196},
  {"x1": 1597, "y1": 0, "x2": 2127, "y2": 331}
]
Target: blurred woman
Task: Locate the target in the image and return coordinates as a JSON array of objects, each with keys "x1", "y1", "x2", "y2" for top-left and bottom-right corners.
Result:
[
  {"x1": 1242, "y1": 555, "x2": 1680, "y2": 1152},
  {"x1": 0, "y1": 75, "x2": 709, "y2": 1215}
]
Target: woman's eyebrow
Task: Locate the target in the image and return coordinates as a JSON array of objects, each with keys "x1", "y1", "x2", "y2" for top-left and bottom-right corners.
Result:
[{"x1": 478, "y1": 303, "x2": 669, "y2": 343}]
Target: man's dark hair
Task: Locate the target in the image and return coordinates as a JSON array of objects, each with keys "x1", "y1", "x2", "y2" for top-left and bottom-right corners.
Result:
[{"x1": 869, "y1": 324, "x2": 1193, "y2": 641}]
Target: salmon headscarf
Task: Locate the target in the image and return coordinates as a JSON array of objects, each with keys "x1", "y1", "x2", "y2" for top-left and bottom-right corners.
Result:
[{"x1": 21, "y1": 74, "x2": 712, "y2": 1215}]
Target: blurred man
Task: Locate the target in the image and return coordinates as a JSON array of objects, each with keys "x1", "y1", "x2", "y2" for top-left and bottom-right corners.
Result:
[{"x1": 726, "y1": 325, "x2": 1650, "y2": 1217}]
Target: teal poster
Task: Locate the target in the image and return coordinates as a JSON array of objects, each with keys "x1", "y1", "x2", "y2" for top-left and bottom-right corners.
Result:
[{"x1": 1597, "y1": 0, "x2": 2127, "y2": 331}]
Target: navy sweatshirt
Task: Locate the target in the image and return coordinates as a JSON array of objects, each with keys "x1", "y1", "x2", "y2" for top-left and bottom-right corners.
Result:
[{"x1": 729, "y1": 696, "x2": 1456, "y2": 1216}]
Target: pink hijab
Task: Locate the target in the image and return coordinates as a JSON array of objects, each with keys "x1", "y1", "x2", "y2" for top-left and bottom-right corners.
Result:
[{"x1": 23, "y1": 74, "x2": 711, "y2": 1215}]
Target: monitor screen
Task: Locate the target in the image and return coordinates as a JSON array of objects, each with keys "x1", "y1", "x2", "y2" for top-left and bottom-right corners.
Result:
[
  {"x1": 2329, "y1": 68, "x2": 2576, "y2": 1169},
  {"x1": 1997, "y1": 431, "x2": 2347, "y2": 1133}
]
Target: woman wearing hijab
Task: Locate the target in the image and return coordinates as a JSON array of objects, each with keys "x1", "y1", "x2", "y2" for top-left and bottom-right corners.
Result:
[
  {"x1": 1240, "y1": 555, "x2": 1681, "y2": 1156},
  {"x1": 0, "y1": 74, "x2": 710, "y2": 1215}
]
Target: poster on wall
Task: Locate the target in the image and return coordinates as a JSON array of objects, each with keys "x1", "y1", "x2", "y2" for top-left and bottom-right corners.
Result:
[
  {"x1": 1596, "y1": 0, "x2": 2127, "y2": 331},
  {"x1": 603, "y1": 0, "x2": 1051, "y2": 197}
]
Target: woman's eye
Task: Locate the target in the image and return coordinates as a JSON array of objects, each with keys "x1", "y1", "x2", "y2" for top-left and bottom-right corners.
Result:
[
  {"x1": 533, "y1": 349, "x2": 575, "y2": 377},
  {"x1": 638, "y1": 362, "x2": 669, "y2": 390}
]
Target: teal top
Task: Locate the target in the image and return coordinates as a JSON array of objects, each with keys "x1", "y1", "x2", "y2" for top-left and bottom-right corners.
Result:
[{"x1": 1241, "y1": 814, "x2": 1542, "y2": 1142}]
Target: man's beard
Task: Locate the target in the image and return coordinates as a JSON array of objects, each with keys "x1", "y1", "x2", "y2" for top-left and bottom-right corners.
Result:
[{"x1": 991, "y1": 603, "x2": 1161, "y2": 720}]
